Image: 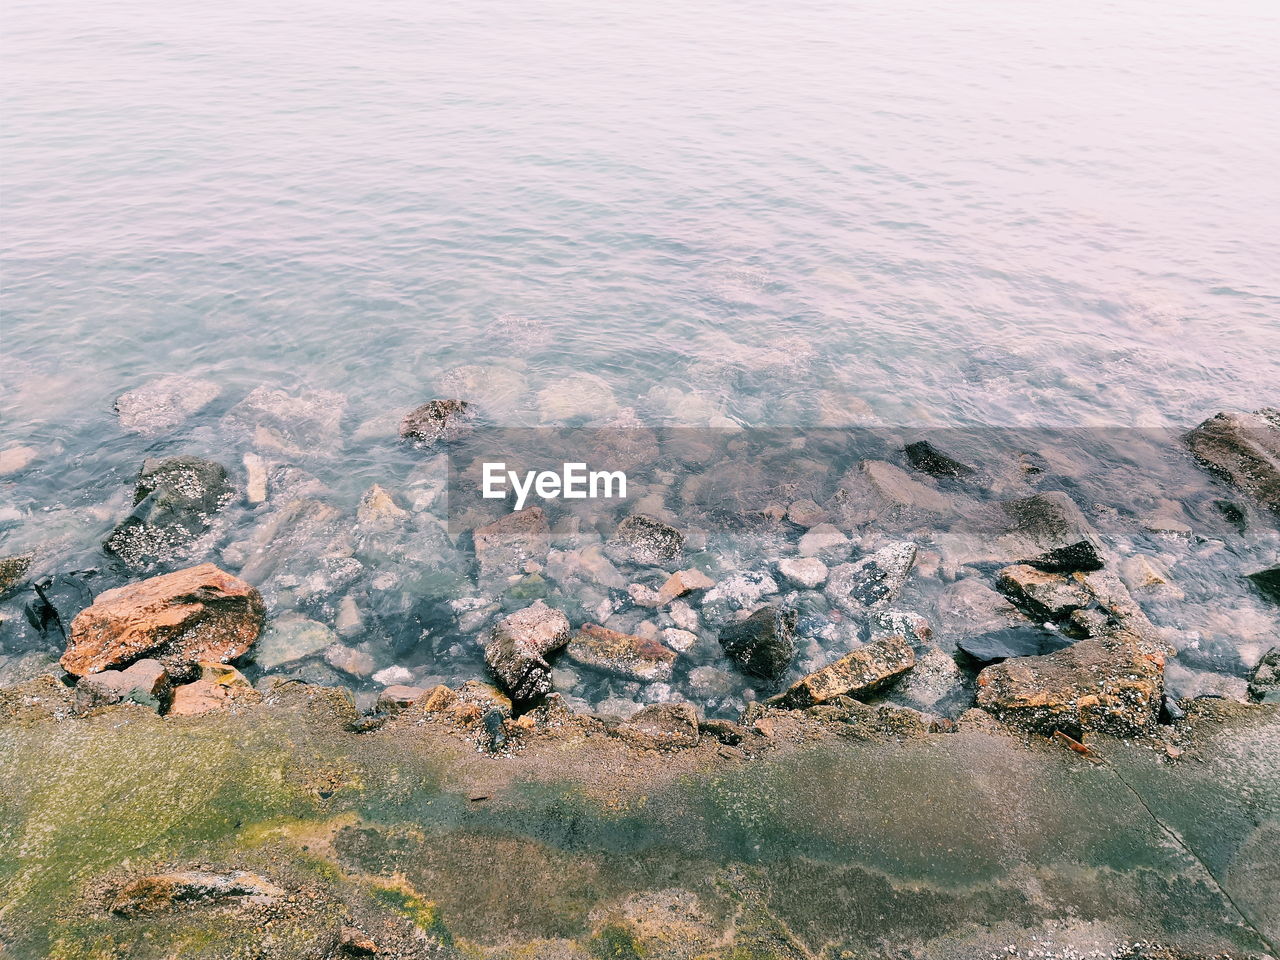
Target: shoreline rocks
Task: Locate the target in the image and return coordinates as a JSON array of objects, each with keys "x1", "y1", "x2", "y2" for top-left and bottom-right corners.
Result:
[
  {"x1": 604, "y1": 514, "x2": 684, "y2": 567},
  {"x1": 718, "y1": 605, "x2": 797, "y2": 684},
  {"x1": 399, "y1": 398, "x2": 475, "y2": 445},
  {"x1": 565, "y1": 623, "x2": 678, "y2": 683},
  {"x1": 104, "y1": 456, "x2": 232, "y2": 568},
  {"x1": 62, "y1": 563, "x2": 264, "y2": 678},
  {"x1": 114, "y1": 375, "x2": 221, "y2": 436},
  {"x1": 484, "y1": 600, "x2": 572, "y2": 703},
  {"x1": 473, "y1": 507, "x2": 550, "y2": 582},
  {"x1": 826, "y1": 541, "x2": 917, "y2": 613},
  {"x1": 1184, "y1": 407, "x2": 1280, "y2": 514},
  {"x1": 995, "y1": 492, "x2": 1104, "y2": 572},
  {"x1": 772, "y1": 635, "x2": 916, "y2": 709}
]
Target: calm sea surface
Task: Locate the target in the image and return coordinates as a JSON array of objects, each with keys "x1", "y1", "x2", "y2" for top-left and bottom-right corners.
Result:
[{"x1": 2, "y1": 0, "x2": 1279, "y2": 710}]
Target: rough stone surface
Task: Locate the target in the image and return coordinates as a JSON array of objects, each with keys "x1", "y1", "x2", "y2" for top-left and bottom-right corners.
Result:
[
  {"x1": 1248, "y1": 647, "x2": 1280, "y2": 703},
  {"x1": 976, "y1": 631, "x2": 1165, "y2": 736},
  {"x1": 604, "y1": 513, "x2": 684, "y2": 566},
  {"x1": 995, "y1": 491, "x2": 1105, "y2": 572},
  {"x1": 862, "y1": 460, "x2": 953, "y2": 514},
  {"x1": 0, "y1": 553, "x2": 33, "y2": 599},
  {"x1": 473, "y1": 507, "x2": 550, "y2": 582},
  {"x1": 773, "y1": 635, "x2": 917, "y2": 709},
  {"x1": 786, "y1": 498, "x2": 828, "y2": 527},
  {"x1": 777, "y1": 557, "x2": 828, "y2": 589},
  {"x1": 826, "y1": 541, "x2": 917, "y2": 613},
  {"x1": 617, "y1": 702, "x2": 701, "y2": 749},
  {"x1": 104, "y1": 456, "x2": 232, "y2": 567},
  {"x1": 1247, "y1": 565, "x2": 1280, "y2": 605},
  {"x1": 62, "y1": 563, "x2": 264, "y2": 678},
  {"x1": 167, "y1": 664, "x2": 259, "y2": 716},
  {"x1": 797, "y1": 522, "x2": 852, "y2": 560},
  {"x1": 904, "y1": 440, "x2": 974, "y2": 478},
  {"x1": 997, "y1": 564, "x2": 1092, "y2": 620},
  {"x1": 399, "y1": 398, "x2": 475, "y2": 445},
  {"x1": 254, "y1": 614, "x2": 337, "y2": 669},
  {"x1": 484, "y1": 600, "x2": 572, "y2": 703},
  {"x1": 1184, "y1": 407, "x2": 1280, "y2": 513},
  {"x1": 565, "y1": 623, "x2": 678, "y2": 682},
  {"x1": 75, "y1": 659, "x2": 171, "y2": 712},
  {"x1": 110, "y1": 870, "x2": 283, "y2": 916},
  {"x1": 377, "y1": 684, "x2": 427, "y2": 712},
  {"x1": 114, "y1": 375, "x2": 221, "y2": 436},
  {"x1": 718, "y1": 605, "x2": 797, "y2": 684}
]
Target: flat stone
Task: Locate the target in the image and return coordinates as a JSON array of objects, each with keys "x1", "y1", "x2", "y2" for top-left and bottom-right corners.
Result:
[
  {"x1": 115, "y1": 375, "x2": 221, "y2": 435},
  {"x1": 373, "y1": 665, "x2": 413, "y2": 686},
  {"x1": 862, "y1": 460, "x2": 953, "y2": 514},
  {"x1": 994, "y1": 492, "x2": 1104, "y2": 572},
  {"x1": 484, "y1": 600, "x2": 572, "y2": 703},
  {"x1": 62, "y1": 564, "x2": 264, "y2": 679},
  {"x1": 604, "y1": 514, "x2": 684, "y2": 567},
  {"x1": 976, "y1": 631, "x2": 1165, "y2": 737},
  {"x1": 996, "y1": 564, "x2": 1092, "y2": 620},
  {"x1": 474, "y1": 507, "x2": 550, "y2": 582},
  {"x1": 225, "y1": 385, "x2": 348, "y2": 452},
  {"x1": 904, "y1": 440, "x2": 974, "y2": 478},
  {"x1": 616, "y1": 702, "x2": 700, "y2": 750},
  {"x1": 167, "y1": 664, "x2": 259, "y2": 716},
  {"x1": 826, "y1": 542, "x2": 917, "y2": 613},
  {"x1": 399, "y1": 398, "x2": 475, "y2": 445},
  {"x1": 1184, "y1": 407, "x2": 1280, "y2": 514},
  {"x1": 254, "y1": 614, "x2": 337, "y2": 669},
  {"x1": 777, "y1": 557, "x2": 828, "y2": 589},
  {"x1": 718, "y1": 605, "x2": 797, "y2": 684},
  {"x1": 661, "y1": 628, "x2": 698, "y2": 652},
  {"x1": 76, "y1": 659, "x2": 171, "y2": 711},
  {"x1": 956, "y1": 628, "x2": 1069, "y2": 664},
  {"x1": 356, "y1": 484, "x2": 407, "y2": 530},
  {"x1": 797, "y1": 523, "x2": 852, "y2": 560},
  {"x1": 786, "y1": 498, "x2": 828, "y2": 527},
  {"x1": 701, "y1": 571, "x2": 778, "y2": 621},
  {"x1": 323, "y1": 643, "x2": 375, "y2": 678},
  {"x1": 771, "y1": 635, "x2": 916, "y2": 709},
  {"x1": 565, "y1": 623, "x2": 678, "y2": 683},
  {"x1": 110, "y1": 870, "x2": 283, "y2": 916}
]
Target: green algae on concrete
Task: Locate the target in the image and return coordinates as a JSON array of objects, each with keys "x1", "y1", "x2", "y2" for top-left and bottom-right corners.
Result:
[{"x1": 1, "y1": 676, "x2": 1277, "y2": 959}]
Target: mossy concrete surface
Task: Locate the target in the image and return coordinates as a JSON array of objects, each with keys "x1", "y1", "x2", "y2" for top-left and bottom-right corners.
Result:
[{"x1": 0, "y1": 677, "x2": 1276, "y2": 959}]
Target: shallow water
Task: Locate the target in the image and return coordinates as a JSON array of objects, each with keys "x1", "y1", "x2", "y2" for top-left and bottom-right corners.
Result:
[{"x1": 2, "y1": 0, "x2": 1279, "y2": 711}]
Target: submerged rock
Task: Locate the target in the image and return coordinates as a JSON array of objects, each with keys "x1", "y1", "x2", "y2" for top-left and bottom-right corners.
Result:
[
  {"x1": 224, "y1": 385, "x2": 348, "y2": 454},
  {"x1": 0, "y1": 444, "x2": 39, "y2": 475},
  {"x1": 75, "y1": 659, "x2": 171, "y2": 712},
  {"x1": 377, "y1": 684, "x2": 426, "y2": 712},
  {"x1": 825, "y1": 541, "x2": 917, "y2": 614},
  {"x1": 718, "y1": 605, "x2": 797, "y2": 684},
  {"x1": 399, "y1": 398, "x2": 475, "y2": 445},
  {"x1": 566, "y1": 623, "x2": 678, "y2": 682},
  {"x1": 976, "y1": 631, "x2": 1165, "y2": 737},
  {"x1": 355, "y1": 484, "x2": 408, "y2": 531},
  {"x1": 254, "y1": 614, "x2": 337, "y2": 669},
  {"x1": 904, "y1": 440, "x2": 974, "y2": 479},
  {"x1": 777, "y1": 557, "x2": 828, "y2": 589},
  {"x1": 114, "y1": 375, "x2": 221, "y2": 436},
  {"x1": 62, "y1": 563, "x2": 264, "y2": 678},
  {"x1": 104, "y1": 456, "x2": 232, "y2": 568},
  {"x1": 617, "y1": 702, "x2": 700, "y2": 750},
  {"x1": 1248, "y1": 647, "x2": 1280, "y2": 703},
  {"x1": 110, "y1": 869, "x2": 282, "y2": 916},
  {"x1": 0, "y1": 553, "x2": 33, "y2": 599},
  {"x1": 1183, "y1": 407, "x2": 1280, "y2": 513},
  {"x1": 537, "y1": 372, "x2": 619, "y2": 422},
  {"x1": 862, "y1": 461, "x2": 953, "y2": 514},
  {"x1": 797, "y1": 523, "x2": 852, "y2": 560},
  {"x1": 484, "y1": 600, "x2": 572, "y2": 703},
  {"x1": 994, "y1": 491, "x2": 1104, "y2": 572},
  {"x1": 604, "y1": 514, "x2": 684, "y2": 567},
  {"x1": 996, "y1": 564, "x2": 1092, "y2": 621},
  {"x1": 473, "y1": 507, "x2": 550, "y2": 582},
  {"x1": 772, "y1": 635, "x2": 916, "y2": 709},
  {"x1": 701, "y1": 570, "x2": 778, "y2": 622}
]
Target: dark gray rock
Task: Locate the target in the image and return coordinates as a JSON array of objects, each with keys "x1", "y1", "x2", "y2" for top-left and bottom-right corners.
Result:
[
  {"x1": 904, "y1": 440, "x2": 974, "y2": 478},
  {"x1": 825, "y1": 542, "x2": 916, "y2": 614},
  {"x1": 604, "y1": 514, "x2": 684, "y2": 567},
  {"x1": 1184, "y1": 408, "x2": 1280, "y2": 514},
  {"x1": 1246, "y1": 566, "x2": 1280, "y2": 605},
  {"x1": 1248, "y1": 647, "x2": 1280, "y2": 703},
  {"x1": 104, "y1": 456, "x2": 232, "y2": 568},
  {"x1": 995, "y1": 492, "x2": 1104, "y2": 573},
  {"x1": 484, "y1": 600, "x2": 571, "y2": 703},
  {"x1": 956, "y1": 627, "x2": 1070, "y2": 664},
  {"x1": 75, "y1": 659, "x2": 171, "y2": 712},
  {"x1": 399, "y1": 398, "x2": 475, "y2": 445},
  {"x1": 718, "y1": 605, "x2": 797, "y2": 684}
]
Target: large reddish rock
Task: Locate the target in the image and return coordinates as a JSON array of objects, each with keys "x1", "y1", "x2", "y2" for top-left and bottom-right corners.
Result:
[{"x1": 62, "y1": 563, "x2": 264, "y2": 678}]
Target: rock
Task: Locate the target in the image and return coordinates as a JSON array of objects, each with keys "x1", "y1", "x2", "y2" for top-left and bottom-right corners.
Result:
[
  {"x1": 956, "y1": 628, "x2": 1068, "y2": 664},
  {"x1": 537, "y1": 372, "x2": 619, "y2": 422},
  {"x1": 1120, "y1": 555, "x2": 1181, "y2": 598},
  {"x1": 356, "y1": 484, "x2": 407, "y2": 530},
  {"x1": 604, "y1": 514, "x2": 684, "y2": 567},
  {"x1": 474, "y1": 507, "x2": 550, "y2": 582},
  {"x1": 338, "y1": 926, "x2": 379, "y2": 957},
  {"x1": 870, "y1": 609, "x2": 931, "y2": 644},
  {"x1": 104, "y1": 456, "x2": 233, "y2": 568},
  {"x1": 373, "y1": 665, "x2": 413, "y2": 686},
  {"x1": 1246, "y1": 566, "x2": 1280, "y2": 605},
  {"x1": 825, "y1": 542, "x2": 916, "y2": 614},
  {"x1": 1248, "y1": 647, "x2": 1280, "y2": 702},
  {"x1": 377, "y1": 684, "x2": 426, "y2": 711},
  {"x1": 484, "y1": 600, "x2": 572, "y2": 703},
  {"x1": 75, "y1": 659, "x2": 170, "y2": 711},
  {"x1": 0, "y1": 553, "x2": 33, "y2": 599},
  {"x1": 628, "y1": 568, "x2": 714, "y2": 608},
  {"x1": 777, "y1": 557, "x2": 828, "y2": 589},
  {"x1": 62, "y1": 563, "x2": 264, "y2": 678},
  {"x1": 976, "y1": 631, "x2": 1165, "y2": 737},
  {"x1": 167, "y1": 664, "x2": 259, "y2": 716},
  {"x1": 437, "y1": 364, "x2": 528, "y2": 418},
  {"x1": 994, "y1": 492, "x2": 1104, "y2": 572},
  {"x1": 892, "y1": 647, "x2": 970, "y2": 716},
  {"x1": 335, "y1": 595, "x2": 363, "y2": 638},
  {"x1": 937, "y1": 579, "x2": 1025, "y2": 637},
  {"x1": 114, "y1": 375, "x2": 221, "y2": 435},
  {"x1": 862, "y1": 461, "x2": 953, "y2": 514},
  {"x1": 565, "y1": 623, "x2": 678, "y2": 682},
  {"x1": 110, "y1": 869, "x2": 283, "y2": 916},
  {"x1": 323, "y1": 643, "x2": 375, "y2": 678},
  {"x1": 399, "y1": 398, "x2": 475, "y2": 445},
  {"x1": 617, "y1": 702, "x2": 701, "y2": 750},
  {"x1": 668, "y1": 600, "x2": 699, "y2": 633},
  {"x1": 254, "y1": 614, "x2": 337, "y2": 669},
  {"x1": 242, "y1": 453, "x2": 268, "y2": 505},
  {"x1": 797, "y1": 523, "x2": 852, "y2": 560},
  {"x1": 1183, "y1": 408, "x2": 1280, "y2": 513},
  {"x1": 771, "y1": 635, "x2": 916, "y2": 709},
  {"x1": 701, "y1": 571, "x2": 778, "y2": 621},
  {"x1": 904, "y1": 440, "x2": 974, "y2": 478},
  {"x1": 996, "y1": 564, "x2": 1092, "y2": 620},
  {"x1": 786, "y1": 499, "x2": 828, "y2": 527},
  {"x1": 546, "y1": 545, "x2": 627, "y2": 589},
  {"x1": 718, "y1": 605, "x2": 797, "y2": 684},
  {"x1": 1142, "y1": 499, "x2": 1193, "y2": 537},
  {"x1": 225, "y1": 386, "x2": 348, "y2": 453},
  {"x1": 0, "y1": 444, "x2": 39, "y2": 475}
]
